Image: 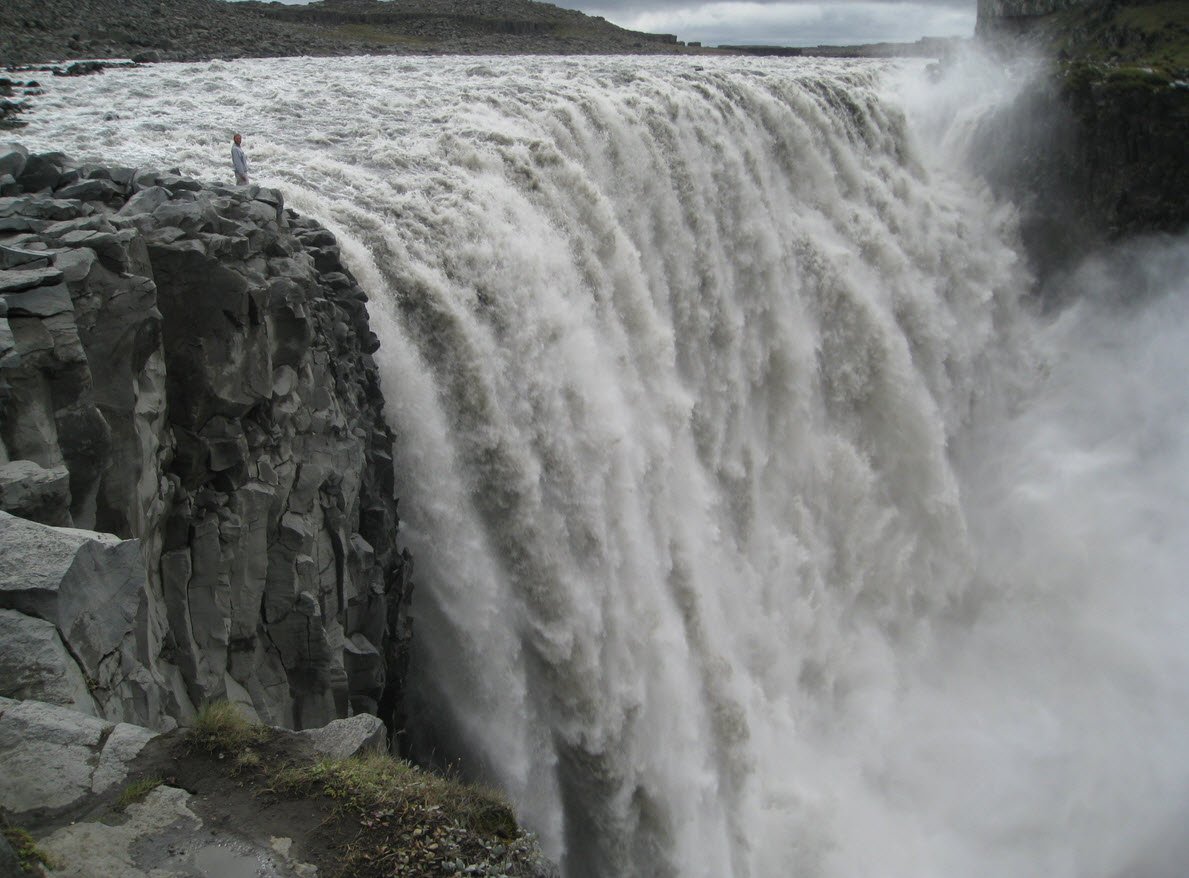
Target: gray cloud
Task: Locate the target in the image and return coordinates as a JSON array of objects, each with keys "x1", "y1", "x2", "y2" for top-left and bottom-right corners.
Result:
[{"x1": 563, "y1": 0, "x2": 975, "y2": 46}]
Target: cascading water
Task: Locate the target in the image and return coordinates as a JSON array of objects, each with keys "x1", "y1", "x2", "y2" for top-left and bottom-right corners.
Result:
[{"x1": 24, "y1": 53, "x2": 1189, "y2": 878}]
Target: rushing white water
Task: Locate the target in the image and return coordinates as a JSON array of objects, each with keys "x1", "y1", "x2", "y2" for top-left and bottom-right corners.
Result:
[{"x1": 23, "y1": 54, "x2": 1189, "y2": 878}]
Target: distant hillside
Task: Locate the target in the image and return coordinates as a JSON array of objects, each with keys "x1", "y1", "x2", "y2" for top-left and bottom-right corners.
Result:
[{"x1": 0, "y1": 0, "x2": 692, "y2": 64}]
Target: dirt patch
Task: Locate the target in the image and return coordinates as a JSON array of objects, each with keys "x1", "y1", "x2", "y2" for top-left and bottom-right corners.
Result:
[{"x1": 129, "y1": 729, "x2": 348, "y2": 878}]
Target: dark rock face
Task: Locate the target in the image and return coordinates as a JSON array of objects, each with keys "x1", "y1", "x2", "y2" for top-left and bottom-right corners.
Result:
[
  {"x1": 976, "y1": 0, "x2": 1103, "y2": 36},
  {"x1": 0, "y1": 146, "x2": 412, "y2": 735},
  {"x1": 971, "y1": 1, "x2": 1188, "y2": 280},
  {"x1": 970, "y1": 68, "x2": 1188, "y2": 280}
]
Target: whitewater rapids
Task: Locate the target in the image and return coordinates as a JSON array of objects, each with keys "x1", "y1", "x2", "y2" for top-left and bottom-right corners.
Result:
[{"x1": 23, "y1": 54, "x2": 1189, "y2": 878}]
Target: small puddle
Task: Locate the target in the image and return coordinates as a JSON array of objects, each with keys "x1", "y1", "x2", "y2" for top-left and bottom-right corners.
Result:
[{"x1": 191, "y1": 843, "x2": 271, "y2": 878}]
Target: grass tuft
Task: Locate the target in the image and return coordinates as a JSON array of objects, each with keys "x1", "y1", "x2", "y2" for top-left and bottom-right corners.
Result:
[
  {"x1": 2, "y1": 825, "x2": 60, "y2": 874},
  {"x1": 188, "y1": 700, "x2": 267, "y2": 755},
  {"x1": 116, "y1": 775, "x2": 164, "y2": 810}
]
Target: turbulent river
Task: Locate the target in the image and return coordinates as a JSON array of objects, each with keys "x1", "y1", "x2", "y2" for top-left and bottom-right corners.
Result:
[{"x1": 23, "y1": 54, "x2": 1189, "y2": 878}]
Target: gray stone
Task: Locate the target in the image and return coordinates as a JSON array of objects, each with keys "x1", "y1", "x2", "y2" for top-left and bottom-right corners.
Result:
[
  {"x1": 16, "y1": 154, "x2": 63, "y2": 193},
  {"x1": 0, "y1": 266, "x2": 64, "y2": 293},
  {"x1": 17, "y1": 198, "x2": 89, "y2": 222},
  {"x1": 91, "y1": 722, "x2": 157, "y2": 794},
  {"x1": 55, "y1": 178, "x2": 125, "y2": 203},
  {"x1": 0, "y1": 242, "x2": 49, "y2": 270},
  {"x1": 0, "y1": 609, "x2": 98, "y2": 715},
  {"x1": 151, "y1": 199, "x2": 218, "y2": 234},
  {"x1": 0, "y1": 197, "x2": 29, "y2": 217},
  {"x1": 40, "y1": 784, "x2": 321, "y2": 878},
  {"x1": 57, "y1": 228, "x2": 135, "y2": 272},
  {"x1": 40, "y1": 215, "x2": 110, "y2": 238},
  {"x1": 0, "y1": 460, "x2": 71, "y2": 525},
  {"x1": 222, "y1": 673, "x2": 262, "y2": 725},
  {"x1": 116, "y1": 185, "x2": 170, "y2": 217},
  {"x1": 0, "y1": 696, "x2": 109, "y2": 813},
  {"x1": 0, "y1": 144, "x2": 28, "y2": 180},
  {"x1": 299, "y1": 713, "x2": 387, "y2": 760},
  {"x1": 0, "y1": 282, "x2": 73, "y2": 316},
  {"x1": 0, "y1": 511, "x2": 119, "y2": 620},
  {"x1": 52, "y1": 246, "x2": 97, "y2": 283},
  {"x1": 0, "y1": 215, "x2": 45, "y2": 234},
  {"x1": 39, "y1": 786, "x2": 199, "y2": 878},
  {"x1": 157, "y1": 174, "x2": 203, "y2": 194},
  {"x1": 0, "y1": 513, "x2": 155, "y2": 713}
]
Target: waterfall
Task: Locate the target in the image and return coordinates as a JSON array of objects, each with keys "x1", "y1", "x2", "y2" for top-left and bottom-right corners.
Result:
[{"x1": 25, "y1": 53, "x2": 1189, "y2": 878}]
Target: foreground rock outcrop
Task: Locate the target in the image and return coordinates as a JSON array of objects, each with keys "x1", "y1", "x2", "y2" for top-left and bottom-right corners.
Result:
[
  {"x1": 0, "y1": 143, "x2": 411, "y2": 735},
  {"x1": 0, "y1": 697, "x2": 555, "y2": 877}
]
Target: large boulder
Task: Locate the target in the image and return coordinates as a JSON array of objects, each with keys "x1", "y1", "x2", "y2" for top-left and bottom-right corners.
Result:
[
  {"x1": 0, "y1": 144, "x2": 28, "y2": 180},
  {"x1": 0, "y1": 697, "x2": 154, "y2": 815},
  {"x1": 0, "y1": 459, "x2": 71, "y2": 525},
  {"x1": 0, "y1": 608, "x2": 98, "y2": 715},
  {"x1": 0, "y1": 512, "x2": 182, "y2": 729},
  {"x1": 299, "y1": 712, "x2": 387, "y2": 760}
]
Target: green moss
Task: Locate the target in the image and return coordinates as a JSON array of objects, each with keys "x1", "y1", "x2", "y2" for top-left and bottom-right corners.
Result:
[{"x1": 2, "y1": 826, "x2": 60, "y2": 874}]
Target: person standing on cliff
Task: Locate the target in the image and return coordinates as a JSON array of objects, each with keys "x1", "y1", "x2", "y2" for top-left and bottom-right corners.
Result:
[{"x1": 231, "y1": 133, "x2": 249, "y2": 185}]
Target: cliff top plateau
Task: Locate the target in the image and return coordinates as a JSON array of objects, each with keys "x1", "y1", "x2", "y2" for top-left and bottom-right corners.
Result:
[{"x1": 1, "y1": 0, "x2": 695, "y2": 65}]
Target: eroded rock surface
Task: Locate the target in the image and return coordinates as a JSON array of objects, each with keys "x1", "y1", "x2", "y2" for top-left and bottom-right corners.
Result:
[{"x1": 0, "y1": 146, "x2": 411, "y2": 733}]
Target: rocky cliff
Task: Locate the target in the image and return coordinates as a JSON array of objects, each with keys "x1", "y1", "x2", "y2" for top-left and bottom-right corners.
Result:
[
  {"x1": 972, "y1": 0, "x2": 1188, "y2": 279},
  {"x1": 0, "y1": 143, "x2": 412, "y2": 737}
]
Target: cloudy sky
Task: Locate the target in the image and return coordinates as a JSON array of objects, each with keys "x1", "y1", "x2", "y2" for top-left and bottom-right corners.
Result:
[
  {"x1": 559, "y1": 0, "x2": 976, "y2": 46},
  {"x1": 240, "y1": 0, "x2": 978, "y2": 48}
]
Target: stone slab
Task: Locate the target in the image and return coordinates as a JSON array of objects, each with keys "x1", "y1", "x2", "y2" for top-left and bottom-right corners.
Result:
[
  {"x1": 0, "y1": 696, "x2": 110, "y2": 813},
  {"x1": 0, "y1": 609, "x2": 97, "y2": 715},
  {"x1": 298, "y1": 713, "x2": 386, "y2": 760}
]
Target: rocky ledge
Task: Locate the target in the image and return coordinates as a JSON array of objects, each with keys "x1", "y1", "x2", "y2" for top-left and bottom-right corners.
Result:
[
  {"x1": 0, "y1": 142, "x2": 412, "y2": 738},
  {"x1": 0, "y1": 697, "x2": 554, "y2": 877}
]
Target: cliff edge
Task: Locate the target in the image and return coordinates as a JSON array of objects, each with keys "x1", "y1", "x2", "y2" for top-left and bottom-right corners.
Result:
[{"x1": 0, "y1": 143, "x2": 412, "y2": 738}]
